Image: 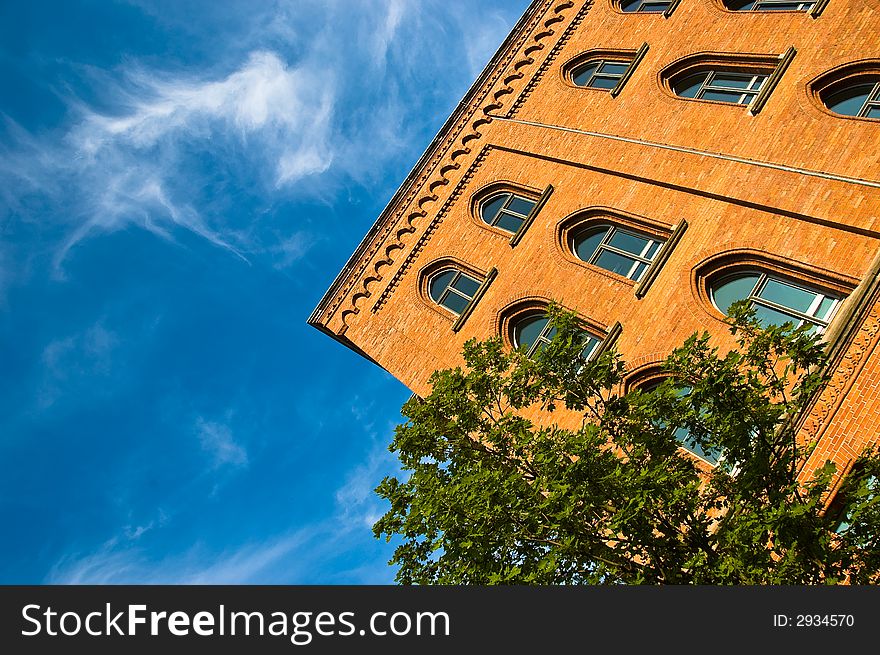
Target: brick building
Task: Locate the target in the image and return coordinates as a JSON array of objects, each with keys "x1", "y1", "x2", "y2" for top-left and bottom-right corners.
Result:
[{"x1": 309, "y1": 0, "x2": 880, "y2": 495}]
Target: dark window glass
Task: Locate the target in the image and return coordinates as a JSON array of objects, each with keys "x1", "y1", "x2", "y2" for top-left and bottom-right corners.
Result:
[
  {"x1": 760, "y1": 278, "x2": 817, "y2": 314},
  {"x1": 711, "y1": 274, "x2": 760, "y2": 314},
  {"x1": 834, "y1": 474, "x2": 879, "y2": 537},
  {"x1": 441, "y1": 292, "x2": 470, "y2": 315},
  {"x1": 571, "y1": 63, "x2": 598, "y2": 87},
  {"x1": 672, "y1": 70, "x2": 768, "y2": 105},
  {"x1": 572, "y1": 59, "x2": 632, "y2": 90},
  {"x1": 673, "y1": 73, "x2": 708, "y2": 99},
  {"x1": 512, "y1": 313, "x2": 601, "y2": 360},
  {"x1": 595, "y1": 250, "x2": 639, "y2": 277},
  {"x1": 508, "y1": 197, "x2": 536, "y2": 216},
  {"x1": 429, "y1": 270, "x2": 456, "y2": 303},
  {"x1": 429, "y1": 268, "x2": 483, "y2": 316},
  {"x1": 710, "y1": 272, "x2": 841, "y2": 333},
  {"x1": 452, "y1": 274, "x2": 481, "y2": 298},
  {"x1": 571, "y1": 223, "x2": 664, "y2": 282},
  {"x1": 480, "y1": 192, "x2": 536, "y2": 234},
  {"x1": 725, "y1": 1, "x2": 816, "y2": 11},
  {"x1": 620, "y1": 0, "x2": 672, "y2": 11},
  {"x1": 514, "y1": 315, "x2": 552, "y2": 357},
  {"x1": 822, "y1": 81, "x2": 880, "y2": 120},
  {"x1": 574, "y1": 227, "x2": 608, "y2": 262},
  {"x1": 645, "y1": 382, "x2": 722, "y2": 465}
]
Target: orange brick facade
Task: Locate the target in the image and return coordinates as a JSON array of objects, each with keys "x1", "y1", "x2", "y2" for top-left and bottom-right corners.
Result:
[{"x1": 310, "y1": 1, "x2": 880, "y2": 494}]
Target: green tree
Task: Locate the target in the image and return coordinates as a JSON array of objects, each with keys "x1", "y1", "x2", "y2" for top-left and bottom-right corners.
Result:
[{"x1": 373, "y1": 303, "x2": 880, "y2": 584}]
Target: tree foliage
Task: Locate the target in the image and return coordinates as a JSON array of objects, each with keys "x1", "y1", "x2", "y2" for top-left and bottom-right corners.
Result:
[{"x1": 373, "y1": 303, "x2": 880, "y2": 584}]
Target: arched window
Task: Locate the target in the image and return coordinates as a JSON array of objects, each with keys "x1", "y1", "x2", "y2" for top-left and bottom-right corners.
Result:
[
  {"x1": 643, "y1": 380, "x2": 721, "y2": 465},
  {"x1": 710, "y1": 272, "x2": 840, "y2": 333},
  {"x1": 832, "y1": 469, "x2": 878, "y2": 539},
  {"x1": 571, "y1": 223, "x2": 663, "y2": 281},
  {"x1": 429, "y1": 268, "x2": 482, "y2": 316},
  {"x1": 673, "y1": 70, "x2": 769, "y2": 105},
  {"x1": 571, "y1": 59, "x2": 632, "y2": 90},
  {"x1": 512, "y1": 312, "x2": 602, "y2": 360},
  {"x1": 619, "y1": 0, "x2": 673, "y2": 11},
  {"x1": 480, "y1": 192, "x2": 537, "y2": 234},
  {"x1": 821, "y1": 79, "x2": 880, "y2": 119},
  {"x1": 723, "y1": 1, "x2": 816, "y2": 10}
]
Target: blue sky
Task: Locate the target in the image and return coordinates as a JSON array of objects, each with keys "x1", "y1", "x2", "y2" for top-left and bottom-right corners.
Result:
[{"x1": 0, "y1": 0, "x2": 528, "y2": 584}]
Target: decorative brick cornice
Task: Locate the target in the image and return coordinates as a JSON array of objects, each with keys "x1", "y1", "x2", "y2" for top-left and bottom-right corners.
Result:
[
  {"x1": 507, "y1": 1, "x2": 593, "y2": 119},
  {"x1": 798, "y1": 298, "x2": 880, "y2": 446},
  {"x1": 371, "y1": 145, "x2": 495, "y2": 314},
  {"x1": 313, "y1": 1, "x2": 584, "y2": 332}
]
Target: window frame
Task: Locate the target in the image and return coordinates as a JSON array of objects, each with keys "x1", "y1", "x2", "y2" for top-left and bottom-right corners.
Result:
[
  {"x1": 661, "y1": 52, "x2": 791, "y2": 115},
  {"x1": 617, "y1": 0, "x2": 674, "y2": 12},
  {"x1": 570, "y1": 59, "x2": 632, "y2": 90},
  {"x1": 822, "y1": 80, "x2": 880, "y2": 120},
  {"x1": 710, "y1": 271, "x2": 840, "y2": 333},
  {"x1": 479, "y1": 191, "x2": 537, "y2": 235},
  {"x1": 674, "y1": 70, "x2": 769, "y2": 106},
  {"x1": 809, "y1": 61, "x2": 880, "y2": 122},
  {"x1": 564, "y1": 46, "x2": 649, "y2": 98},
  {"x1": 428, "y1": 267, "x2": 483, "y2": 317},
  {"x1": 637, "y1": 377, "x2": 723, "y2": 467},
  {"x1": 511, "y1": 311, "x2": 603, "y2": 361},
  {"x1": 723, "y1": 0, "x2": 816, "y2": 11},
  {"x1": 571, "y1": 223, "x2": 665, "y2": 282}
]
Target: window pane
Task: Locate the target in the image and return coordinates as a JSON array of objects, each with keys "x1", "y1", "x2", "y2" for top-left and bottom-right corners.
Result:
[
  {"x1": 645, "y1": 382, "x2": 721, "y2": 465},
  {"x1": 620, "y1": 0, "x2": 643, "y2": 11},
  {"x1": 572, "y1": 63, "x2": 598, "y2": 86},
  {"x1": 645, "y1": 241, "x2": 661, "y2": 259},
  {"x1": 816, "y1": 296, "x2": 836, "y2": 320},
  {"x1": 573, "y1": 227, "x2": 609, "y2": 262},
  {"x1": 762, "y1": 4, "x2": 806, "y2": 11},
  {"x1": 595, "y1": 250, "x2": 638, "y2": 277},
  {"x1": 673, "y1": 73, "x2": 708, "y2": 98},
  {"x1": 598, "y1": 62, "x2": 629, "y2": 76},
  {"x1": 590, "y1": 76, "x2": 620, "y2": 90},
  {"x1": 711, "y1": 74, "x2": 754, "y2": 89},
  {"x1": 441, "y1": 291, "x2": 470, "y2": 316},
  {"x1": 429, "y1": 269, "x2": 456, "y2": 302},
  {"x1": 748, "y1": 76, "x2": 767, "y2": 90},
  {"x1": 825, "y1": 84, "x2": 872, "y2": 117},
  {"x1": 632, "y1": 261, "x2": 648, "y2": 281},
  {"x1": 752, "y1": 302, "x2": 799, "y2": 328},
  {"x1": 755, "y1": 2, "x2": 813, "y2": 9},
  {"x1": 675, "y1": 427, "x2": 721, "y2": 464},
  {"x1": 701, "y1": 89, "x2": 748, "y2": 104},
  {"x1": 495, "y1": 212, "x2": 524, "y2": 233},
  {"x1": 865, "y1": 106, "x2": 880, "y2": 119},
  {"x1": 580, "y1": 335, "x2": 600, "y2": 360},
  {"x1": 481, "y1": 194, "x2": 507, "y2": 224},
  {"x1": 508, "y1": 197, "x2": 535, "y2": 216},
  {"x1": 727, "y1": 0, "x2": 757, "y2": 9},
  {"x1": 712, "y1": 274, "x2": 760, "y2": 314},
  {"x1": 758, "y1": 278, "x2": 817, "y2": 314},
  {"x1": 452, "y1": 274, "x2": 480, "y2": 298},
  {"x1": 608, "y1": 229, "x2": 651, "y2": 256},
  {"x1": 514, "y1": 315, "x2": 549, "y2": 351},
  {"x1": 641, "y1": 2, "x2": 670, "y2": 9}
]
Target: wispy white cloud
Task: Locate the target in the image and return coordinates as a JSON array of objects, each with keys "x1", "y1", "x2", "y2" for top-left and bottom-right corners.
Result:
[
  {"x1": 0, "y1": 0, "x2": 524, "y2": 280},
  {"x1": 46, "y1": 433, "x2": 400, "y2": 584},
  {"x1": 371, "y1": 0, "x2": 407, "y2": 65},
  {"x1": 2, "y1": 50, "x2": 334, "y2": 273},
  {"x1": 38, "y1": 320, "x2": 120, "y2": 408},
  {"x1": 195, "y1": 417, "x2": 249, "y2": 469},
  {"x1": 270, "y1": 231, "x2": 314, "y2": 270}
]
